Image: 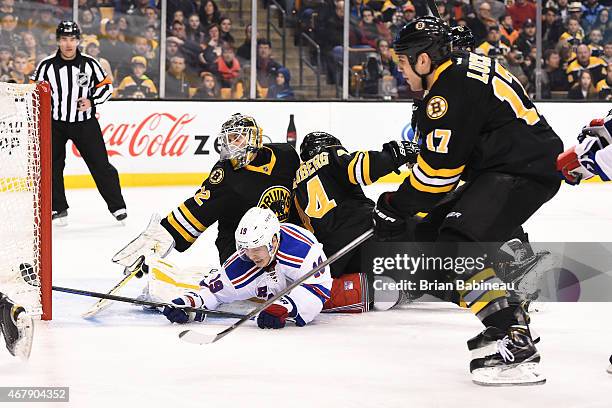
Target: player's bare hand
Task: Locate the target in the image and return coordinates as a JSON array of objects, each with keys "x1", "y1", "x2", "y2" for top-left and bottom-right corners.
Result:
[{"x1": 77, "y1": 97, "x2": 91, "y2": 112}]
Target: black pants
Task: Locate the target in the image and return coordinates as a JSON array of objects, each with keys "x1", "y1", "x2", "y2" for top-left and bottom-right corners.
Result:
[{"x1": 52, "y1": 119, "x2": 126, "y2": 213}]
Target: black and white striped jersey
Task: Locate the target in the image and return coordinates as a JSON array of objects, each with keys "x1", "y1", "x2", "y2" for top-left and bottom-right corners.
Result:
[{"x1": 31, "y1": 50, "x2": 113, "y2": 122}]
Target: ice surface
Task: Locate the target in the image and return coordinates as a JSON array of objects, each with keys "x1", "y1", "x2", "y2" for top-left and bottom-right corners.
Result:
[{"x1": 1, "y1": 182, "x2": 612, "y2": 407}]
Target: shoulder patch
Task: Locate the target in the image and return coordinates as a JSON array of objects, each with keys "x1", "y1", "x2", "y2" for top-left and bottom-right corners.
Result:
[
  {"x1": 209, "y1": 168, "x2": 224, "y2": 184},
  {"x1": 426, "y1": 96, "x2": 448, "y2": 120}
]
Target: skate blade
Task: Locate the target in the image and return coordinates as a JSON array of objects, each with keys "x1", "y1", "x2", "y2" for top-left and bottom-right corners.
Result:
[
  {"x1": 13, "y1": 313, "x2": 34, "y2": 361},
  {"x1": 472, "y1": 363, "x2": 546, "y2": 386},
  {"x1": 53, "y1": 218, "x2": 68, "y2": 227},
  {"x1": 607, "y1": 365, "x2": 612, "y2": 375}
]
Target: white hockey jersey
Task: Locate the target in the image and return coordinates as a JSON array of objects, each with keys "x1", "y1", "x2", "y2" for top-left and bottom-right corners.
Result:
[
  {"x1": 577, "y1": 113, "x2": 612, "y2": 181},
  {"x1": 198, "y1": 224, "x2": 332, "y2": 326}
]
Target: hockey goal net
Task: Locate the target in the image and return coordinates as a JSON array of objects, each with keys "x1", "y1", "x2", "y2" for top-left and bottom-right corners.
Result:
[{"x1": 0, "y1": 82, "x2": 52, "y2": 320}]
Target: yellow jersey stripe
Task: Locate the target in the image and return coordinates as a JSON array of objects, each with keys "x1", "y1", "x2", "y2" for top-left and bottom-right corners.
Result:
[
  {"x1": 417, "y1": 155, "x2": 465, "y2": 178},
  {"x1": 179, "y1": 203, "x2": 206, "y2": 232},
  {"x1": 469, "y1": 291, "x2": 508, "y2": 314},
  {"x1": 167, "y1": 213, "x2": 196, "y2": 243},
  {"x1": 348, "y1": 153, "x2": 359, "y2": 185},
  {"x1": 409, "y1": 174, "x2": 456, "y2": 193},
  {"x1": 151, "y1": 267, "x2": 200, "y2": 290},
  {"x1": 362, "y1": 152, "x2": 373, "y2": 185}
]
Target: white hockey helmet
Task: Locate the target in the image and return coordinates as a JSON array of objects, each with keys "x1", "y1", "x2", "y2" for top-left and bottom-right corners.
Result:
[{"x1": 235, "y1": 207, "x2": 281, "y2": 263}]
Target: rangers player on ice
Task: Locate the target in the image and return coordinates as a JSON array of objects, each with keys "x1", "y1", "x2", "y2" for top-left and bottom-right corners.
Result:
[{"x1": 160, "y1": 207, "x2": 333, "y2": 329}]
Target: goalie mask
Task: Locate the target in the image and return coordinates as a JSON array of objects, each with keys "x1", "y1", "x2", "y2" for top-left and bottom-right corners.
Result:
[
  {"x1": 235, "y1": 207, "x2": 281, "y2": 267},
  {"x1": 218, "y1": 113, "x2": 263, "y2": 170}
]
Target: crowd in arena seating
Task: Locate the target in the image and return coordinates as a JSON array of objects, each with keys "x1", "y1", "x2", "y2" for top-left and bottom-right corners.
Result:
[{"x1": 0, "y1": 0, "x2": 609, "y2": 100}]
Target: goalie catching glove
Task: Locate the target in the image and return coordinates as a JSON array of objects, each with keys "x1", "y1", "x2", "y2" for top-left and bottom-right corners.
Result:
[{"x1": 112, "y1": 214, "x2": 175, "y2": 271}]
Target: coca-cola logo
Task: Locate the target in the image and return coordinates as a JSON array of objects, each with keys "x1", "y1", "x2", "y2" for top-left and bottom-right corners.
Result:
[{"x1": 71, "y1": 112, "x2": 194, "y2": 158}]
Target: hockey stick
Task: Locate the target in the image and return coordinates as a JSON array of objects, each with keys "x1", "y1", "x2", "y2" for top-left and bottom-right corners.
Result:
[
  {"x1": 52, "y1": 285, "x2": 248, "y2": 319},
  {"x1": 81, "y1": 261, "x2": 144, "y2": 318},
  {"x1": 426, "y1": 0, "x2": 441, "y2": 18},
  {"x1": 178, "y1": 228, "x2": 374, "y2": 345}
]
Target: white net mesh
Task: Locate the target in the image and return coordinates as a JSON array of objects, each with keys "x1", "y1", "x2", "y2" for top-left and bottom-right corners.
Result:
[{"x1": 0, "y1": 82, "x2": 43, "y2": 317}]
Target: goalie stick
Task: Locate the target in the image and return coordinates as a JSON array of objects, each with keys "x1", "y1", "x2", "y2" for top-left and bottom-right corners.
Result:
[
  {"x1": 52, "y1": 285, "x2": 248, "y2": 319},
  {"x1": 178, "y1": 228, "x2": 374, "y2": 345},
  {"x1": 81, "y1": 257, "x2": 146, "y2": 318}
]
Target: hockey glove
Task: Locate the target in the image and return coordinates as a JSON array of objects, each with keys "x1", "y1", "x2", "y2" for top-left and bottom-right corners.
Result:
[
  {"x1": 163, "y1": 292, "x2": 206, "y2": 324},
  {"x1": 257, "y1": 304, "x2": 289, "y2": 329},
  {"x1": 382, "y1": 141, "x2": 420, "y2": 171},
  {"x1": 373, "y1": 192, "x2": 407, "y2": 241},
  {"x1": 557, "y1": 136, "x2": 603, "y2": 185}
]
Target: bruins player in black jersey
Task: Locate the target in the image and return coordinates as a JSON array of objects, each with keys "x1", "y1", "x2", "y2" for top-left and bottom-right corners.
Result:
[
  {"x1": 373, "y1": 18, "x2": 562, "y2": 386},
  {"x1": 113, "y1": 113, "x2": 300, "y2": 269},
  {"x1": 294, "y1": 132, "x2": 418, "y2": 312}
]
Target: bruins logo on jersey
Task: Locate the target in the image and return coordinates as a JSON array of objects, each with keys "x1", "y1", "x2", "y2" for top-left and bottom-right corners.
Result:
[
  {"x1": 209, "y1": 168, "x2": 224, "y2": 184},
  {"x1": 426, "y1": 96, "x2": 448, "y2": 120},
  {"x1": 257, "y1": 186, "x2": 291, "y2": 222}
]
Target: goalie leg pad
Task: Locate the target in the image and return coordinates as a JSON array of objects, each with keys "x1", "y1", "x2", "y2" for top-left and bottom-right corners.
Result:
[{"x1": 323, "y1": 273, "x2": 370, "y2": 313}]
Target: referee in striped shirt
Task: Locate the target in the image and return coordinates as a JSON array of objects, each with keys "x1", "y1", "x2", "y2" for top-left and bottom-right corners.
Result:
[{"x1": 32, "y1": 21, "x2": 127, "y2": 225}]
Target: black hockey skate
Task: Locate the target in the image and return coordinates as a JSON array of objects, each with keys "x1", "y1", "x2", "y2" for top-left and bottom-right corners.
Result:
[
  {"x1": 607, "y1": 355, "x2": 612, "y2": 374},
  {"x1": 468, "y1": 325, "x2": 545, "y2": 386},
  {"x1": 0, "y1": 294, "x2": 34, "y2": 360},
  {"x1": 52, "y1": 210, "x2": 68, "y2": 226}
]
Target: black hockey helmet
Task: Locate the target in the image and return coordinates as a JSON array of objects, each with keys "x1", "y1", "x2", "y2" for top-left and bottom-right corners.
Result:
[
  {"x1": 450, "y1": 25, "x2": 475, "y2": 51},
  {"x1": 393, "y1": 17, "x2": 452, "y2": 65},
  {"x1": 56, "y1": 21, "x2": 81, "y2": 40},
  {"x1": 300, "y1": 131, "x2": 342, "y2": 161}
]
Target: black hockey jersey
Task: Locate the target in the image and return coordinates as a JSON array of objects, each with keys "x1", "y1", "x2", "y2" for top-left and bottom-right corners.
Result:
[
  {"x1": 161, "y1": 143, "x2": 300, "y2": 263},
  {"x1": 393, "y1": 51, "x2": 563, "y2": 214},
  {"x1": 293, "y1": 145, "x2": 399, "y2": 261}
]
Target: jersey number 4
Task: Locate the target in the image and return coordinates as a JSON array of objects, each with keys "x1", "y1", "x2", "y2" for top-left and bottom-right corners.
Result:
[{"x1": 305, "y1": 175, "x2": 337, "y2": 219}]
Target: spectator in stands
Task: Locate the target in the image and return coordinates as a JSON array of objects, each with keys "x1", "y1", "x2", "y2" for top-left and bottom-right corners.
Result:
[
  {"x1": 216, "y1": 45, "x2": 241, "y2": 88},
  {"x1": 127, "y1": 0, "x2": 155, "y2": 29},
  {"x1": 476, "y1": 25, "x2": 510, "y2": 57},
  {"x1": 99, "y1": 20, "x2": 131, "y2": 82},
  {"x1": 0, "y1": 44, "x2": 11, "y2": 80},
  {"x1": 144, "y1": 6, "x2": 160, "y2": 30},
  {"x1": 436, "y1": 1, "x2": 456, "y2": 26},
  {"x1": 588, "y1": 29, "x2": 605, "y2": 54},
  {"x1": 506, "y1": 0, "x2": 536, "y2": 31},
  {"x1": 0, "y1": 14, "x2": 21, "y2": 49},
  {"x1": 559, "y1": 16, "x2": 585, "y2": 44},
  {"x1": 0, "y1": 0, "x2": 14, "y2": 15},
  {"x1": 388, "y1": 10, "x2": 406, "y2": 39},
  {"x1": 596, "y1": 61, "x2": 612, "y2": 99},
  {"x1": 505, "y1": 45, "x2": 529, "y2": 87},
  {"x1": 377, "y1": 38, "x2": 402, "y2": 85},
  {"x1": 555, "y1": 0, "x2": 570, "y2": 23},
  {"x1": 207, "y1": 23, "x2": 223, "y2": 57},
  {"x1": 117, "y1": 56, "x2": 158, "y2": 98},
  {"x1": 568, "y1": 69, "x2": 598, "y2": 99},
  {"x1": 197, "y1": 36, "x2": 218, "y2": 73},
  {"x1": 515, "y1": 18, "x2": 536, "y2": 56},
  {"x1": 166, "y1": 37, "x2": 181, "y2": 63},
  {"x1": 84, "y1": 39, "x2": 113, "y2": 83},
  {"x1": 144, "y1": 25, "x2": 159, "y2": 51},
  {"x1": 499, "y1": 14, "x2": 519, "y2": 45},
  {"x1": 165, "y1": 54, "x2": 192, "y2": 98},
  {"x1": 9, "y1": 51, "x2": 29, "y2": 83},
  {"x1": 186, "y1": 13, "x2": 205, "y2": 43},
  {"x1": 117, "y1": 16, "x2": 131, "y2": 41},
  {"x1": 168, "y1": 19, "x2": 201, "y2": 76},
  {"x1": 542, "y1": 7, "x2": 563, "y2": 49},
  {"x1": 32, "y1": 5, "x2": 61, "y2": 52},
  {"x1": 193, "y1": 71, "x2": 219, "y2": 99},
  {"x1": 473, "y1": 0, "x2": 506, "y2": 20},
  {"x1": 592, "y1": 9, "x2": 610, "y2": 42},
  {"x1": 173, "y1": 10, "x2": 185, "y2": 24},
  {"x1": 256, "y1": 39, "x2": 283, "y2": 91},
  {"x1": 467, "y1": 1, "x2": 496, "y2": 43},
  {"x1": 79, "y1": 8, "x2": 99, "y2": 38},
  {"x1": 219, "y1": 17, "x2": 234, "y2": 45},
  {"x1": 266, "y1": 67, "x2": 295, "y2": 99},
  {"x1": 604, "y1": 41, "x2": 612, "y2": 64},
  {"x1": 201, "y1": 0, "x2": 221, "y2": 26},
  {"x1": 567, "y1": 2, "x2": 584, "y2": 23},
  {"x1": 237, "y1": 24, "x2": 253, "y2": 61},
  {"x1": 21, "y1": 31, "x2": 43, "y2": 74},
  {"x1": 401, "y1": 2, "x2": 416, "y2": 25},
  {"x1": 542, "y1": 49, "x2": 570, "y2": 98},
  {"x1": 581, "y1": 0, "x2": 604, "y2": 30},
  {"x1": 355, "y1": 6, "x2": 392, "y2": 47},
  {"x1": 567, "y1": 43, "x2": 607, "y2": 85},
  {"x1": 380, "y1": 0, "x2": 405, "y2": 23}
]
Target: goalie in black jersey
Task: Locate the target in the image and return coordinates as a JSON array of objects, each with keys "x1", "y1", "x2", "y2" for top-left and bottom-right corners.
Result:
[
  {"x1": 0, "y1": 292, "x2": 33, "y2": 360},
  {"x1": 373, "y1": 17, "x2": 563, "y2": 386},
  {"x1": 112, "y1": 113, "x2": 300, "y2": 268},
  {"x1": 294, "y1": 131, "x2": 418, "y2": 312}
]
